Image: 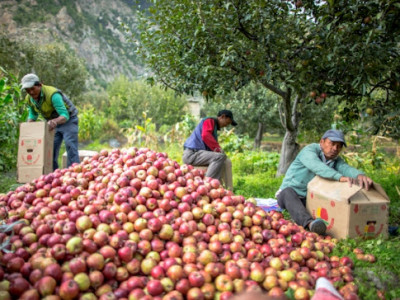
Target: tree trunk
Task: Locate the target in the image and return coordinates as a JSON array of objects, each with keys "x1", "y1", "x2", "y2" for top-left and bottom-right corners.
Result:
[
  {"x1": 254, "y1": 122, "x2": 264, "y2": 150},
  {"x1": 276, "y1": 130, "x2": 300, "y2": 176},
  {"x1": 258, "y1": 82, "x2": 303, "y2": 176},
  {"x1": 276, "y1": 92, "x2": 302, "y2": 176}
]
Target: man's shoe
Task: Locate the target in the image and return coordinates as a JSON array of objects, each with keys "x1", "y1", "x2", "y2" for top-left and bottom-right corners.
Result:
[{"x1": 309, "y1": 219, "x2": 327, "y2": 235}]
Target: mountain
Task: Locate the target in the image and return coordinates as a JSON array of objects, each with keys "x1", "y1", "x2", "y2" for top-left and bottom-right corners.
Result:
[{"x1": 0, "y1": 0, "x2": 149, "y2": 87}]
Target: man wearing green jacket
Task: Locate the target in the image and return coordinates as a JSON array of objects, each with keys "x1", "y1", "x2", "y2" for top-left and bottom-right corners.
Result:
[
  {"x1": 277, "y1": 129, "x2": 373, "y2": 235},
  {"x1": 21, "y1": 73, "x2": 80, "y2": 170}
]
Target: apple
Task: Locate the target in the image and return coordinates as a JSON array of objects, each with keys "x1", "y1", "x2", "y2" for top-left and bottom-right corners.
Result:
[
  {"x1": 188, "y1": 271, "x2": 205, "y2": 288},
  {"x1": 59, "y1": 279, "x2": 80, "y2": 300},
  {"x1": 74, "y1": 272, "x2": 91, "y2": 291},
  {"x1": 215, "y1": 274, "x2": 233, "y2": 292},
  {"x1": 86, "y1": 253, "x2": 105, "y2": 270},
  {"x1": 187, "y1": 287, "x2": 204, "y2": 300}
]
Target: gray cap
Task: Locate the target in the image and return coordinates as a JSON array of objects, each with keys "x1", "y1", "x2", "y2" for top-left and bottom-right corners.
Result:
[
  {"x1": 322, "y1": 129, "x2": 347, "y2": 147},
  {"x1": 21, "y1": 73, "x2": 40, "y2": 89}
]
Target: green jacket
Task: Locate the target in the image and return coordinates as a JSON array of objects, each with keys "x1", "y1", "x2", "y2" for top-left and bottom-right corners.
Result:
[
  {"x1": 26, "y1": 85, "x2": 78, "y2": 121},
  {"x1": 279, "y1": 143, "x2": 364, "y2": 197}
]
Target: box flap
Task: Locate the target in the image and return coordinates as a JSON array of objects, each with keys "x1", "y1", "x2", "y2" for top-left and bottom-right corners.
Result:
[
  {"x1": 348, "y1": 182, "x2": 390, "y2": 204},
  {"x1": 20, "y1": 121, "x2": 47, "y2": 138},
  {"x1": 308, "y1": 176, "x2": 361, "y2": 202},
  {"x1": 371, "y1": 182, "x2": 390, "y2": 200}
]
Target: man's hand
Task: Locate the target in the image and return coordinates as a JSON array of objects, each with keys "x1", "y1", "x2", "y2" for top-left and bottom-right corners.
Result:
[
  {"x1": 339, "y1": 175, "x2": 373, "y2": 190},
  {"x1": 356, "y1": 174, "x2": 373, "y2": 190},
  {"x1": 47, "y1": 119, "x2": 58, "y2": 131}
]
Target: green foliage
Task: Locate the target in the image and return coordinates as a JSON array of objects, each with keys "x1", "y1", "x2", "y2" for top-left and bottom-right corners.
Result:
[
  {"x1": 134, "y1": 0, "x2": 400, "y2": 175},
  {"x1": 0, "y1": 69, "x2": 26, "y2": 171},
  {"x1": 233, "y1": 173, "x2": 283, "y2": 199},
  {"x1": 219, "y1": 130, "x2": 251, "y2": 154},
  {"x1": 201, "y1": 83, "x2": 284, "y2": 137},
  {"x1": 123, "y1": 112, "x2": 158, "y2": 149},
  {"x1": 162, "y1": 114, "x2": 198, "y2": 146},
  {"x1": 80, "y1": 90, "x2": 109, "y2": 111},
  {"x1": 20, "y1": 43, "x2": 88, "y2": 100},
  {"x1": 135, "y1": 0, "x2": 399, "y2": 113},
  {"x1": 106, "y1": 76, "x2": 188, "y2": 129},
  {"x1": 0, "y1": 36, "x2": 88, "y2": 101},
  {"x1": 78, "y1": 104, "x2": 108, "y2": 142},
  {"x1": 81, "y1": 140, "x2": 112, "y2": 152},
  {"x1": 343, "y1": 150, "x2": 386, "y2": 172},
  {"x1": 370, "y1": 171, "x2": 400, "y2": 225},
  {"x1": 297, "y1": 97, "x2": 338, "y2": 143},
  {"x1": 231, "y1": 150, "x2": 282, "y2": 198},
  {"x1": 0, "y1": 171, "x2": 18, "y2": 193},
  {"x1": 232, "y1": 151, "x2": 281, "y2": 176}
]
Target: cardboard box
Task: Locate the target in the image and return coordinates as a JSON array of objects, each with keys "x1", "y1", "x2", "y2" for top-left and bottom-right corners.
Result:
[
  {"x1": 306, "y1": 176, "x2": 390, "y2": 239},
  {"x1": 62, "y1": 150, "x2": 98, "y2": 169},
  {"x1": 17, "y1": 122, "x2": 54, "y2": 183}
]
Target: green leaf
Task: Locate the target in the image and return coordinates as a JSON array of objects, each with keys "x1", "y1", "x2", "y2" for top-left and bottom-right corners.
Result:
[
  {"x1": 0, "y1": 79, "x2": 5, "y2": 93},
  {"x1": 3, "y1": 94, "x2": 12, "y2": 104}
]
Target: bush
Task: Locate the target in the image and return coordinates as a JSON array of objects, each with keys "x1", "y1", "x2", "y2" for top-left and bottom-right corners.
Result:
[
  {"x1": 232, "y1": 151, "x2": 280, "y2": 175},
  {"x1": 78, "y1": 104, "x2": 107, "y2": 142},
  {"x1": 0, "y1": 69, "x2": 26, "y2": 172},
  {"x1": 106, "y1": 76, "x2": 188, "y2": 129}
]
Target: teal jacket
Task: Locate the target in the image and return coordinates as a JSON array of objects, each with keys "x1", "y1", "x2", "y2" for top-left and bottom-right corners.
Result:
[{"x1": 279, "y1": 143, "x2": 364, "y2": 197}]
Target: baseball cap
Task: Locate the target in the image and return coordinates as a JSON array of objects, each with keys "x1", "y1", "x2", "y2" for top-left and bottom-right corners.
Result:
[
  {"x1": 21, "y1": 73, "x2": 40, "y2": 89},
  {"x1": 322, "y1": 129, "x2": 347, "y2": 147},
  {"x1": 218, "y1": 110, "x2": 237, "y2": 126}
]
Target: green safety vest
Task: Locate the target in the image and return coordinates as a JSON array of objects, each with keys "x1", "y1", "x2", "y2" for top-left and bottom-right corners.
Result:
[{"x1": 26, "y1": 84, "x2": 78, "y2": 120}]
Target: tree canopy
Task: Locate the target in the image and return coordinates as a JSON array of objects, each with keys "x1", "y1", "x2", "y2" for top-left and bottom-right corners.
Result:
[
  {"x1": 133, "y1": 0, "x2": 399, "y2": 174},
  {"x1": 0, "y1": 36, "x2": 88, "y2": 101}
]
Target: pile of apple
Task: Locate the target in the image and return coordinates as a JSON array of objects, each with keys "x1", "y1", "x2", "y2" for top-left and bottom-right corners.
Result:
[{"x1": 0, "y1": 148, "x2": 360, "y2": 300}]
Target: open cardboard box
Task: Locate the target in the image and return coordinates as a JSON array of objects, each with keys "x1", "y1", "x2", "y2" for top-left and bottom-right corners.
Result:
[{"x1": 306, "y1": 176, "x2": 390, "y2": 239}]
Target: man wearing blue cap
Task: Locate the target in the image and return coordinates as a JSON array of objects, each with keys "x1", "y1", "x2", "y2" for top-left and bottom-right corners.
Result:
[{"x1": 276, "y1": 129, "x2": 373, "y2": 235}]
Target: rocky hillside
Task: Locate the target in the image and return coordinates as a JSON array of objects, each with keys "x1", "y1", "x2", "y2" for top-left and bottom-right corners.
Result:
[{"x1": 0, "y1": 0, "x2": 148, "y2": 86}]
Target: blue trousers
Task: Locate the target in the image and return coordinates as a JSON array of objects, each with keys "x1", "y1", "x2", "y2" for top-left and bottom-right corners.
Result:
[{"x1": 53, "y1": 115, "x2": 80, "y2": 170}]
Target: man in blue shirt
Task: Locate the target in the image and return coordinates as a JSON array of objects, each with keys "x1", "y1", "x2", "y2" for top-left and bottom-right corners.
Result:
[{"x1": 276, "y1": 129, "x2": 373, "y2": 235}]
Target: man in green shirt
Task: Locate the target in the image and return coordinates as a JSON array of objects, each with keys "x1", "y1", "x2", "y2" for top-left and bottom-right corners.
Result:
[
  {"x1": 21, "y1": 73, "x2": 80, "y2": 170},
  {"x1": 277, "y1": 129, "x2": 373, "y2": 235}
]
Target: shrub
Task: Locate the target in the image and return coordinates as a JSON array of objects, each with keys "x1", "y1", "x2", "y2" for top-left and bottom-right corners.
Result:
[
  {"x1": 232, "y1": 151, "x2": 280, "y2": 175},
  {"x1": 0, "y1": 69, "x2": 26, "y2": 172},
  {"x1": 78, "y1": 104, "x2": 107, "y2": 142}
]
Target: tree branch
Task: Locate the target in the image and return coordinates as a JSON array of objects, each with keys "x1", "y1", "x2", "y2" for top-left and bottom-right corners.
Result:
[
  {"x1": 259, "y1": 80, "x2": 286, "y2": 98},
  {"x1": 232, "y1": 0, "x2": 259, "y2": 41}
]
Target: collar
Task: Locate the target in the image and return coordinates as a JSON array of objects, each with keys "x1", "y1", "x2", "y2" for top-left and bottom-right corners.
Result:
[{"x1": 319, "y1": 145, "x2": 337, "y2": 165}]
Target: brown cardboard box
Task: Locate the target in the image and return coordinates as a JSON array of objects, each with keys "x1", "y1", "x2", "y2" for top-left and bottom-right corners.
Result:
[
  {"x1": 306, "y1": 176, "x2": 390, "y2": 239},
  {"x1": 17, "y1": 122, "x2": 54, "y2": 183},
  {"x1": 62, "y1": 150, "x2": 98, "y2": 169}
]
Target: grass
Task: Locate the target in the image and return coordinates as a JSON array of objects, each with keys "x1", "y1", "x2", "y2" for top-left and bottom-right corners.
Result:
[{"x1": 331, "y1": 237, "x2": 400, "y2": 299}]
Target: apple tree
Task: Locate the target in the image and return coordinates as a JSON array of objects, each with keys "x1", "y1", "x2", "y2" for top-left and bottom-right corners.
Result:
[
  {"x1": 0, "y1": 36, "x2": 88, "y2": 101},
  {"x1": 132, "y1": 0, "x2": 400, "y2": 175}
]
